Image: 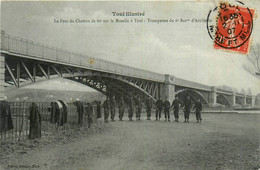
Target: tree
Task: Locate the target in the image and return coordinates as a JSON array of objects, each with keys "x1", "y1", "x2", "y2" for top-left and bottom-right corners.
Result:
[{"x1": 244, "y1": 43, "x2": 260, "y2": 77}]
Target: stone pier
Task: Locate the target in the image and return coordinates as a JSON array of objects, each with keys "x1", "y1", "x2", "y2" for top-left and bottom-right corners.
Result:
[
  {"x1": 160, "y1": 74, "x2": 175, "y2": 102},
  {"x1": 209, "y1": 86, "x2": 217, "y2": 106},
  {"x1": 0, "y1": 55, "x2": 5, "y2": 101}
]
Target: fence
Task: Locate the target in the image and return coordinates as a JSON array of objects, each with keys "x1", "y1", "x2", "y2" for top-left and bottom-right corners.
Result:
[{"x1": 0, "y1": 102, "x2": 100, "y2": 144}]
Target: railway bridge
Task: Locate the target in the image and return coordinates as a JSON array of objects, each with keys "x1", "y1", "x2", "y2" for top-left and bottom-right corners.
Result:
[{"x1": 0, "y1": 31, "x2": 255, "y2": 107}]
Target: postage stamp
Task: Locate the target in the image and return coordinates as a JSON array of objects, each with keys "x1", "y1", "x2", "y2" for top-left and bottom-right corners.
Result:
[{"x1": 207, "y1": 1, "x2": 254, "y2": 54}]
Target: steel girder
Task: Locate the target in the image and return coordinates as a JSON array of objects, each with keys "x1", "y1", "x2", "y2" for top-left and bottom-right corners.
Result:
[
  {"x1": 175, "y1": 88, "x2": 208, "y2": 104},
  {"x1": 235, "y1": 96, "x2": 243, "y2": 105},
  {"x1": 216, "y1": 94, "x2": 231, "y2": 106},
  {"x1": 5, "y1": 57, "x2": 69, "y2": 88},
  {"x1": 3, "y1": 56, "x2": 159, "y2": 102}
]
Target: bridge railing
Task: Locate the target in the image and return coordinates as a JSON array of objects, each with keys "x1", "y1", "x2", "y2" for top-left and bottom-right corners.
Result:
[
  {"x1": 1, "y1": 33, "x2": 165, "y2": 82},
  {"x1": 173, "y1": 77, "x2": 212, "y2": 91},
  {"x1": 216, "y1": 88, "x2": 234, "y2": 95}
]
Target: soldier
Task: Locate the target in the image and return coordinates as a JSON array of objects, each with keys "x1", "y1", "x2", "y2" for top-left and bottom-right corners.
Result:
[
  {"x1": 110, "y1": 96, "x2": 116, "y2": 122},
  {"x1": 171, "y1": 96, "x2": 181, "y2": 122},
  {"x1": 128, "y1": 96, "x2": 134, "y2": 121},
  {"x1": 103, "y1": 96, "x2": 110, "y2": 123},
  {"x1": 96, "y1": 101, "x2": 102, "y2": 119},
  {"x1": 163, "y1": 97, "x2": 171, "y2": 121},
  {"x1": 86, "y1": 103, "x2": 93, "y2": 128},
  {"x1": 183, "y1": 96, "x2": 192, "y2": 123},
  {"x1": 145, "y1": 97, "x2": 153, "y2": 120},
  {"x1": 155, "y1": 97, "x2": 163, "y2": 120},
  {"x1": 118, "y1": 96, "x2": 125, "y2": 121},
  {"x1": 193, "y1": 98, "x2": 203, "y2": 123},
  {"x1": 135, "y1": 96, "x2": 142, "y2": 120}
]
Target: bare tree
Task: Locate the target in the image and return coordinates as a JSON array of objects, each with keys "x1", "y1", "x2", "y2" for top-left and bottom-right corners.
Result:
[{"x1": 245, "y1": 43, "x2": 260, "y2": 77}]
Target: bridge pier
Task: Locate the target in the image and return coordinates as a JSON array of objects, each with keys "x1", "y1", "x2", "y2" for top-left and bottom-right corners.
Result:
[
  {"x1": 251, "y1": 96, "x2": 255, "y2": 108},
  {"x1": 160, "y1": 74, "x2": 175, "y2": 102},
  {"x1": 231, "y1": 92, "x2": 236, "y2": 107},
  {"x1": 243, "y1": 94, "x2": 247, "y2": 106},
  {"x1": 0, "y1": 55, "x2": 5, "y2": 101},
  {"x1": 209, "y1": 86, "x2": 217, "y2": 106}
]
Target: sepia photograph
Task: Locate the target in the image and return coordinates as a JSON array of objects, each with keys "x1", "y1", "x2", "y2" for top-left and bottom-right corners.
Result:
[{"x1": 0, "y1": 0, "x2": 260, "y2": 169}]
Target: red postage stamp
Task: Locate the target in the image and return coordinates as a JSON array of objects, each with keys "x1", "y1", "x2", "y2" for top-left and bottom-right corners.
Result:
[{"x1": 207, "y1": 1, "x2": 254, "y2": 54}]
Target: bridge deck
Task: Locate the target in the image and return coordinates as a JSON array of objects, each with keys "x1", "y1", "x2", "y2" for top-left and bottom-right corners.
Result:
[{"x1": 1, "y1": 33, "x2": 165, "y2": 82}]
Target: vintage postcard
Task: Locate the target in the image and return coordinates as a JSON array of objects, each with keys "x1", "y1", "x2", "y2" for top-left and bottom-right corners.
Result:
[{"x1": 0, "y1": 0, "x2": 259, "y2": 170}]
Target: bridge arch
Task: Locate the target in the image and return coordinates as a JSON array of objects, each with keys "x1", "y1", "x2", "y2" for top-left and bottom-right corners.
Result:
[
  {"x1": 5, "y1": 71, "x2": 159, "y2": 102},
  {"x1": 67, "y1": 75, "x2": 159, "y2": 102},
  {"x1": 216, "y1": 94, "x2": 230, "y2": 106},
  {"x1": 175, "y1": 89, "x2": 208, "y2": 104},
  {"x1": 2, "y1": 55, "x2": 160, "y2": 102}
]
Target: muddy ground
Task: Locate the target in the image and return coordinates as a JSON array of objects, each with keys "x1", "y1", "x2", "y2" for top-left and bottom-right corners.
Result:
[{"x1": 0, "y1": 112, "x2": 259, "y2": 170}]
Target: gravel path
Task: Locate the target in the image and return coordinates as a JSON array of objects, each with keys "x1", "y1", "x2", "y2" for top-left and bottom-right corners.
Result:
[{"x1": 1, "y1": 112, "x2": 259, "y2": 170}]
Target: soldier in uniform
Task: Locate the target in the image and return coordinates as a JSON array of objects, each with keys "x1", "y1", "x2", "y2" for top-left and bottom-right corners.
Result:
[
  {"x1": 183, "y1": 96, "x2": 192, "y2": 123},
  {"x1": 135, "y1": 96, "x2": 142, "y2": 120},
  {"x1": 118, "y1": 96, "x2": 125, "y2": 121},
  {"x1": 128, "y1": 96, "x2": 134, "y2": 121},
  {"x1": 145, "y1": 97, "x2": 152, "y2": 120},
  {"x1": 103, "y1": 96, "x2": 110, "y2": 123},
  {"x1": 193, "y1": 98, "x2": 203, "y2": 123},
  {"x1": 163, "y1": 97, "x2": 171, "y2": 121},
  {"x1": 110, "y1": 95, "x2": 116, "y2": 121},
  {"x1": 86, "y1": 103, "x2": 93, "y2": 128},
  {"x1": 155, "y1": 97, "x2": 163, "y2": 120},
  {"x1": 171, "y1": 96, "x2": 181, "y2": 122}
]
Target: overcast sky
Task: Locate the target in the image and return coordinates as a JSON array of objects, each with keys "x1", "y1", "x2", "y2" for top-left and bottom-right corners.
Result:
[{"x1": 1, "y1": 0, "x2": 260, "y2": 94}]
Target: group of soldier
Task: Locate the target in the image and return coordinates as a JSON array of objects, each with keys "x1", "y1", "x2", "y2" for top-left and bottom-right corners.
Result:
[{"x1": 103, "y1": 95, "x2": 203, "y2": 123}]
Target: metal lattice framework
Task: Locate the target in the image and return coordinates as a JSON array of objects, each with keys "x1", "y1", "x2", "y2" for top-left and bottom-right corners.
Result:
[
  {"x1": 216, "y1": 94, "x2": 231, "y2": 106},
  {"x1": 235, "y1": 96, "x2": 244, "y2": 105},
  {"x1": 4, "y1": 56, "x2": 160, "y2": 102},
  {"x1": 174, "y1": 86, "x2": 209, "y2": 104}
]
